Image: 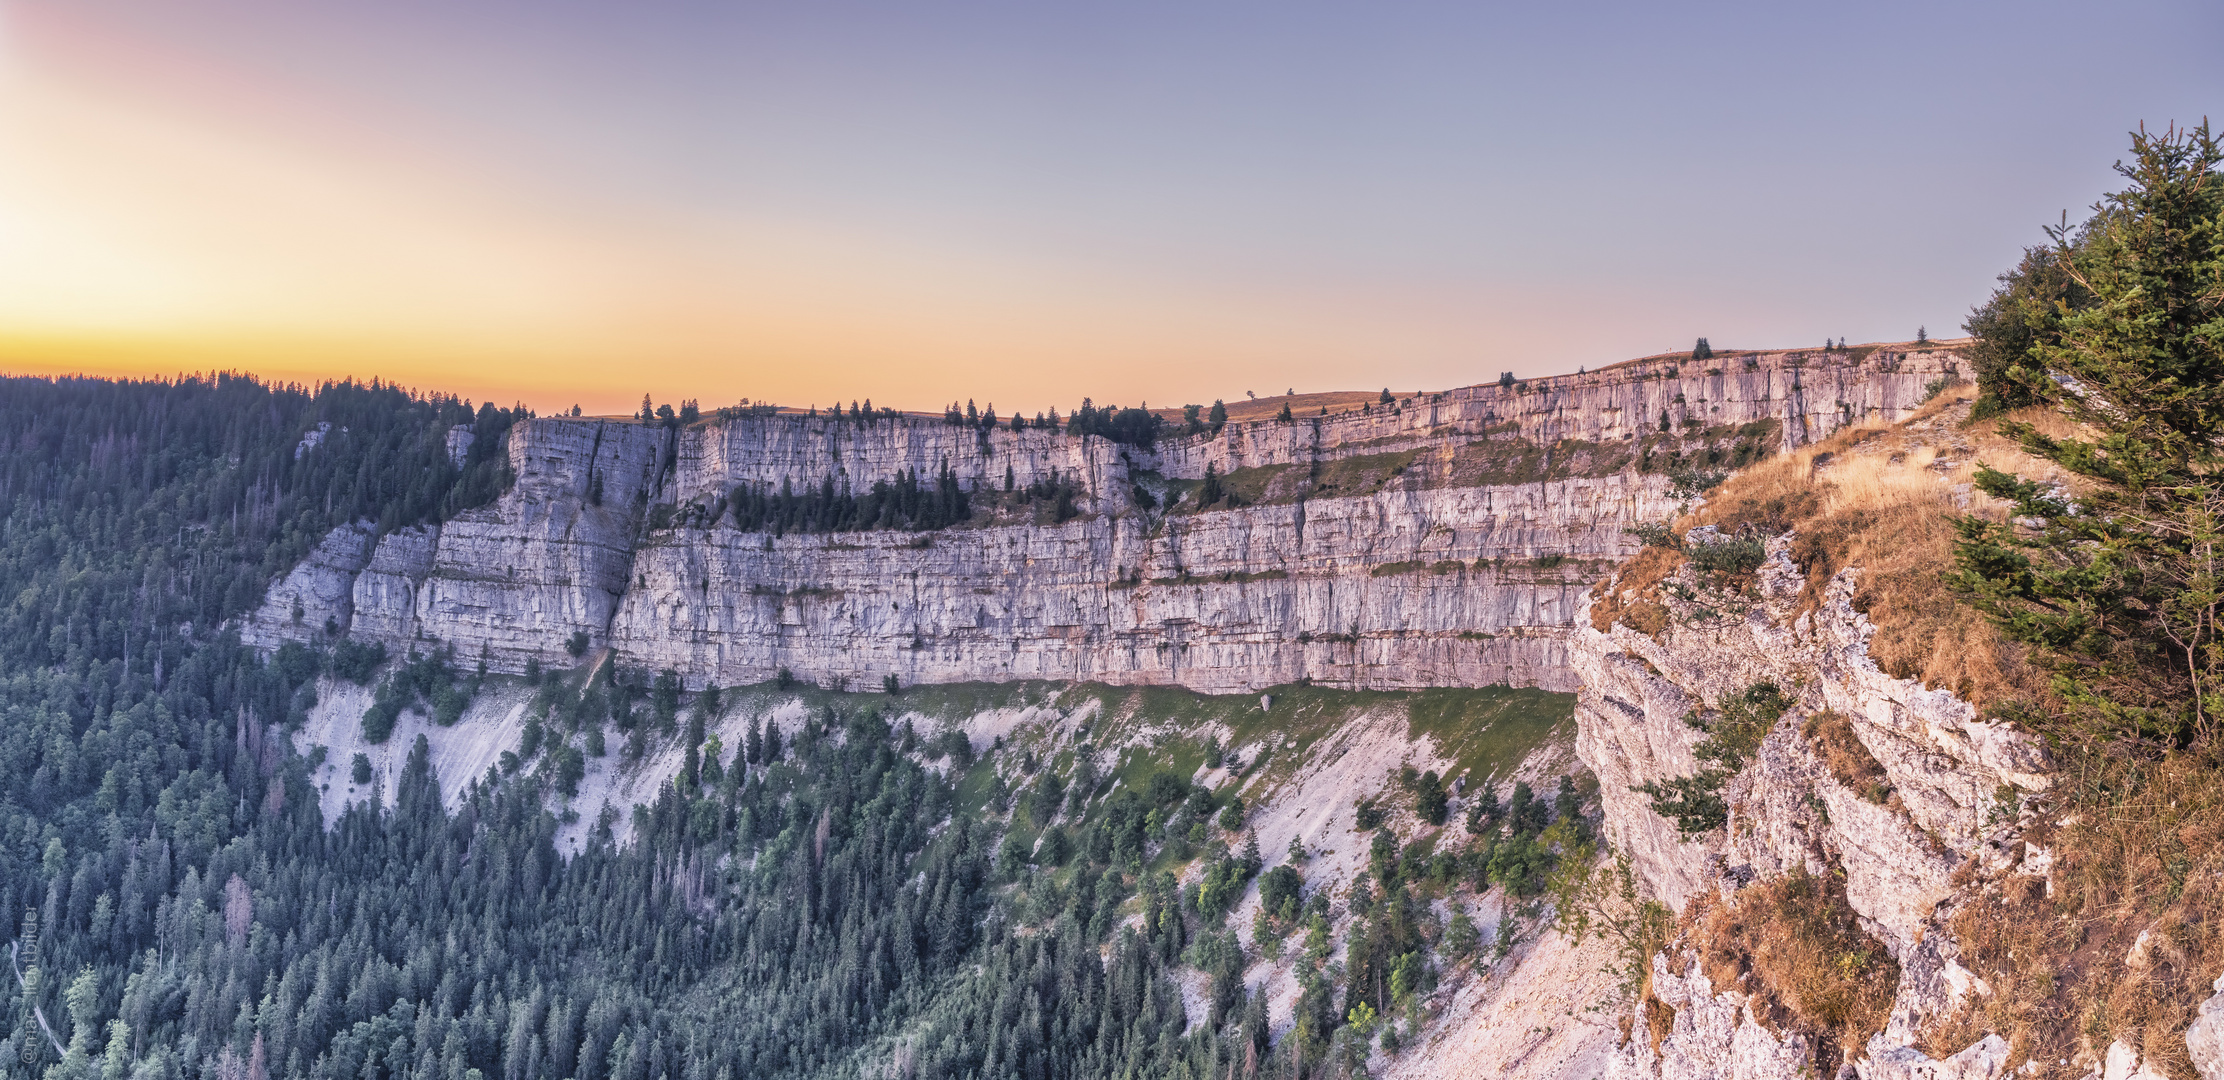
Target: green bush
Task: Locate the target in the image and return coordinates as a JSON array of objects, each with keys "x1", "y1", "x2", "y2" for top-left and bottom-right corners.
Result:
[
  {"x1": 330, "y1": 639, "x2": 387, "y2": 684},
  {"x1": 1687, "y1": 535, "x2": 1766, "y2": 577},
  {"x1": 1259, "y1": 864, "x2": 1302, "y2": 921},
  {"x1": 1634, "y1": 682, "x2": 1789, "y2": 835},
  {"x1": 1667, "y1": 466, "x2": 1728, "y2": 499},
  {"x1": 1412, "y1": 770, "x2": 1448, "y2": 826}
]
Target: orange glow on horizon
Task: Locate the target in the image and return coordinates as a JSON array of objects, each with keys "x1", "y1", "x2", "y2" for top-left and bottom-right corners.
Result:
[{"x1": 0, "y1": 4, "x2": 1709, "y2": 415}]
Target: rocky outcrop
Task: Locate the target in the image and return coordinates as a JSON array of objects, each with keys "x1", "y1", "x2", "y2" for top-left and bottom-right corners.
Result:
[
  {"x1": 242, "y1": 522, "x2": 375, "y2": 648},
  {"x1": 609, "y1": 475, "x2": 1646, "y2": 694},
  {"x1": 1571, "y1": 536, "x2": 2052, "y2": 1079},
  {"x1": 248, "y1": 348, "x2": 1961, "y2": 694},
  {"x1": 2190, "y1": 973, "x2": 2224, "y2": 1080},
  {"x1": 1603, "y1": 955, "x2": 1813, "y2": 1080},
  {"x1": 1572, "y1": 540, "x2": 2049, "y2": 941}
]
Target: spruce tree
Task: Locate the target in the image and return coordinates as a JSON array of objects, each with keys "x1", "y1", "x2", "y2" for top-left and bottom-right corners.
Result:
[
  {"x1": 1954, "y1": 122, "x2": 2224, "y2": 747},
  {"x1": 1692, "y1": 338, "x2": 1713, "y2": 360},
  {"x1": 1965, "y1": 243, "x2": 2093, "y2": 416}
]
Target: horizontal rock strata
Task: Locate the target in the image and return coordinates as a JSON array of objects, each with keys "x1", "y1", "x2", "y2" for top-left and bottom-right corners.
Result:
[{"x1": 247, "y1": 348, "x2": 1961, "y2": 694}]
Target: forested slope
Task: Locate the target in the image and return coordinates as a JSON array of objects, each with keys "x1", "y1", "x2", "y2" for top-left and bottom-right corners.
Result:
[{"x1": 0, "y1": 373, "x2": 1607, "y2": 1080}]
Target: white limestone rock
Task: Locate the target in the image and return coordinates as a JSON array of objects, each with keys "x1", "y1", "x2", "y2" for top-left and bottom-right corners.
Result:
[
  {"x1": 1603, "y1": 954, "x2": 1814, "y2": 1080},
  {"x1": 241, "y1": 521, "x2": 375, "y2": 649},
  {"x1": 1571, "y1": 535, "x2": 2053, "y2": 1080},
  {"x1": 2188, "y1": 971, "x2": 2224, "y2": 1080},
  {"x1": 1860, "y1": 1035, "x2": 2009, "y2": 1080},
  {"x1": 246, "y1": 350, "x2": 1963, "y2": 697}
]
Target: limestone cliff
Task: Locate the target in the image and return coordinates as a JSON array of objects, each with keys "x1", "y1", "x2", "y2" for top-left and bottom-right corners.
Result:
[
  {"x1": 1567, "y1": 443, "x2": 2223, "y2": 1079},
  {"x1": 246, "y1": 346, "x2": 1961, "y2": 695},
  {"x1": 1575, "y1": 539, "x2": 2050, "y2": 1079}
]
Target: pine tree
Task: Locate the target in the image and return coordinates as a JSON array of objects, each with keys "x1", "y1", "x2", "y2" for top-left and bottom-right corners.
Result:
[{"x1": 1692, "y1": 338, "x2": 1713, "y2": 360}]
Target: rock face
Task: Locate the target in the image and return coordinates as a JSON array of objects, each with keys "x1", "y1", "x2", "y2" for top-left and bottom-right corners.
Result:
[
  {"x1": 2190, "y1": 973, "x2": 2224, "y2": 1080},
  {"x1": 1572, "y1": 540, "x2": 2050, "y2": 943},
  {"x1": 241, "y1": 522, "x2": 375, "y2": 648},
  {"x1": 246, "y1": 348, "x2": 1959, "y2": 694},
  {"x1": 1572, "y1": 537, "x2": 2054, "y2": 1079},
  {"x1": 1603, "y1": 954, "x2": 1814, "y2": 1080}
]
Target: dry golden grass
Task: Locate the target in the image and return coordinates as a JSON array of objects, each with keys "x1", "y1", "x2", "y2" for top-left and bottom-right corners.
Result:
[
  {"x1": 1690, "y1": 868, "x2": 1901, "y2": 1072},
  {"x1": 1803, "y1": 710, "x2": 1894, "y2": 805},
  {"x1": 1935, "y1": 750, "x2": 2224, "y2": 1078},
  {"x1": 1681, "y1": 389, "x2": 2079, "y2": 709},
  {"x1": 1589, "y1": 544, "x2": 1687, "y2": 636},
  {"x1": 1610, "y1": 391, "x2": 2224, "y2": 1074}
]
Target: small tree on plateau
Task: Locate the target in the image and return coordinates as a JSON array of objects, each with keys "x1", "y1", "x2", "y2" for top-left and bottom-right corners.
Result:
[
  {"x1": 1380, "y1": 387, "x2": 1395, "y2": 404},
  {"x1": 1498, "y1": 372, "x2": 1515, "y2": 389},
  {"x1": 1692, "y1": 338, "x2": 1714, "y2": 360},
  {"x1": 1953, "y1": 122, "x2": 2224, "y2": 749},
  {"x1": 1276, "y1": 401, "x2": 1294, "y2": 423}
]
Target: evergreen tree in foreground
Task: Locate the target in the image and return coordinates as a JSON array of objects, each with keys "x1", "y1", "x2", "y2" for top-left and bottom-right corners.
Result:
[{"x1": 1954, "y1": 122, "x2": 2224, "y2": 748}]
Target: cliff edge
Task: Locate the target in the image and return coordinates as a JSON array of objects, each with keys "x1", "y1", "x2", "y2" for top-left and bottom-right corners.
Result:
[{"x1": 245, "y1": 345, "x2": 1961, "y2": 696}]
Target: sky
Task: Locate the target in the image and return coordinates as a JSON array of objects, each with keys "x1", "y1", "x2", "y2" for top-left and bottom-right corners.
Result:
[{"x1": 0, "y1": 2, "x2": 2216, "y2": 417}]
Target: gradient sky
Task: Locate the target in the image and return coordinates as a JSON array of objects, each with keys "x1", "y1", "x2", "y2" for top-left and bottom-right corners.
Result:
[{"x1": 0, "y1": 2, "x2": 2217, "y2": 416}]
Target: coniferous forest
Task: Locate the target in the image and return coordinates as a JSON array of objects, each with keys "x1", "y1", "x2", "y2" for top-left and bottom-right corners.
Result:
[{"x1": 0, "y1": 373, "x2": 1592, "y2": 1080}]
